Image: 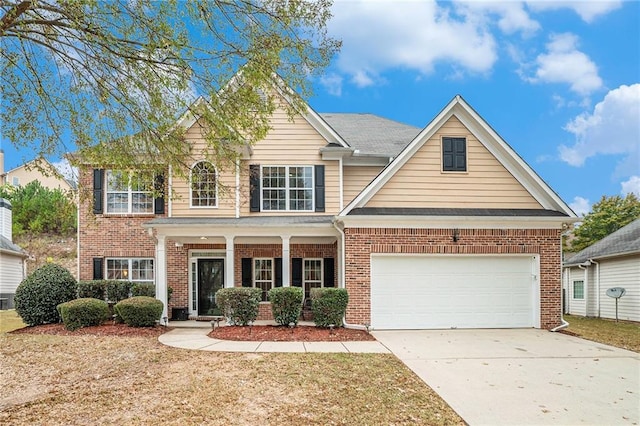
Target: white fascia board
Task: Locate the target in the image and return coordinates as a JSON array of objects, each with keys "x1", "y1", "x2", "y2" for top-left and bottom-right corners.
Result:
[
  {"x1": 340, "y1": 97, "x2": 459, "y2": 216},
  {"x1": 145, "y1": 222, "x2": 340, "y2": 238},
  {"x1": 320, "y1": 146, "x2": 355, "y2": 160},
  {"x1": 452, "y1": 97, "x2": 576, "y2": 217},
  {"x1": 342, "y1": 155, "x2": 391, "y2": 166},
  {"x1": 337, "y1": 215, "x2": 576, "y2": 230}
]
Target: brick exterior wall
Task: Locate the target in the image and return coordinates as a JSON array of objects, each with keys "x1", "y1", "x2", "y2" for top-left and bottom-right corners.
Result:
[
  {"x1": 343, "y1": 227, "x2": 562, "y2": 330},
  {"x1": 78, "y1": 167, "x2": 166, "y2": 281}
]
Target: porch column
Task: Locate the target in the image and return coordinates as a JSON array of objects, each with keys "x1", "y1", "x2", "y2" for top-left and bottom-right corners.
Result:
[
  {"x1": 282, "y1": 235, "x2": 290, "y2": 286},
  {"x1": 225, "y1": 235, "x2": 235, "y2": 288},
  {"x1": 156, "y1": 235, "x2": 168, "y2": 320}
]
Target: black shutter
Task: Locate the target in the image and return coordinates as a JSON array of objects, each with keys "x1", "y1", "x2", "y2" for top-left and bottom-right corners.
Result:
[
  {"x1": 274, "y1": 258, "x2": 282, "y2": 287},
  {"x1": 314, "y1": 165, "x2": 325, "y2": 212},
  {"x1": 93, "y1": 169, "x2": 104, "y2": 214},
  {"x1": 442, "y1": 137, "x2": 466, "y2": 172},
  {"x1": 93, "y1": 258, "x2": 104, "y2": 280},
  {"x1": 154, "y1": 173, "x2": 165, "y2": 215},
  {"x1": 323, "y1": 258, "x2": 335, "y2": 287},
  {"x1": 241, "y1": 258, "x2": 253, "y2": 287},
  {"x1": 249, "y1": 164, "x2": 260, "y2": 212},
  {"x1": 291, "y1": 258, "x2": 302, "y2": 287}
]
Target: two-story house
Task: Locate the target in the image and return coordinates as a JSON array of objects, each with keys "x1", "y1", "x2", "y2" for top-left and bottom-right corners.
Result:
[{"x1": 77, "y1": 83, "x2": 577, "y2": 330}]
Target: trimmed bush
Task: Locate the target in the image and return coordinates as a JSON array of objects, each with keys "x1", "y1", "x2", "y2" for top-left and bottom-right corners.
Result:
[
  {"x1": 268, "y1": 287, "x2": 303, "y2": 326},
  {"x1": 106, "y1": 280, "x2": 132, "y2": 303},
  {"x1": 132, "y1": 283, "x2": 156, "y2": 297},
  {"x1": 114, "y1": 296, "x2": 163, "y2": 327},
  {"x1": 57, "y1": 298, "x2": 109, "y2": 331},
  {"x1": 215, "y1": 287, "x2": 262, "y2": 326},
  {"x1": 14, "y1": 264, "x2": 77, "y2": 326},
  {"x1": 311, "y1": 288, "x2": 349, "y2": 328},
  {"x1": 77, "y1": 280, "x2": 106, "y2": 300}
]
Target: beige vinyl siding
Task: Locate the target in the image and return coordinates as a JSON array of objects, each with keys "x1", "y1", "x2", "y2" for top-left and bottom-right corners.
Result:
[
  {"x1": 239, "y1": 101, "x2": 340, "y2": 215},
  {"x1": 171, "y1": 123, "x2": 237, "y2": 217},
  {"x1": 366, "y1": 116, "x2": 542, "y2": 209},
  {"x1": 598, "y1": 256, "x2": 639, "y2": 322},
  {"x1": 343, "y1": 166, "x2": 383, "y2": 206}
]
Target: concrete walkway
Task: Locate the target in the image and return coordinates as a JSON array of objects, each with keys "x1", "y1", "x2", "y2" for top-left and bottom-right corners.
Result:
[{"x1": 158, "y1": 321, "x2": 389, "y2": 353}]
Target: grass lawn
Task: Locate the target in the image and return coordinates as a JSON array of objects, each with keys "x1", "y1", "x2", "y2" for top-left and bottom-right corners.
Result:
[
  {"x1": 0, "y1": 310, "x2": 25, "y2": 333},
  {"x1": 564, "y1": 314, "x2": 640, "y2": 352},
  {"x1": 0, "y1": 310, "x2": 464, "y2": 425}
]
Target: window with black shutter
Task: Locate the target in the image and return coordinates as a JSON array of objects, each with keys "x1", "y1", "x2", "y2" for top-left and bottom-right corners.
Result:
[{"x1": 442, "y1": 137, "x2": 467, "y2": 172}]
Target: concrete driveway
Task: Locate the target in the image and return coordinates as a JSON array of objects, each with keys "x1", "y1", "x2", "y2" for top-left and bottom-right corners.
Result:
[{"x1": 372, "y1": 329, "x2": 639, "y2": 425}]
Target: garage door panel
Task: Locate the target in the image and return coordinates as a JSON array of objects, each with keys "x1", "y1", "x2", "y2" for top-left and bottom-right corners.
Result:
[{"x1": 371, "y1": 255, "x2": 537, "y2": 329}]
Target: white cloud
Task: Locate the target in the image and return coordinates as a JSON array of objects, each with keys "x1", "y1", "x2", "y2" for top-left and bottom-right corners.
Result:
[
  {"x1": 621, "y1": 176, "x2": 640, "y2": 196},
  {"x1": 51, "y1": 159, "x2": 78, "y2": 184},
  {"x1": 455, "y1": 1, "x2": 540, "y2": 35},
  {"x1": 559, "y1": 84, "x2": 640, "y2": 175},
  {"x1": 527, "y1": 1, "x2": 622, "y2": 23},
  {"x1": 569, "y1": 196, "x2": 591, "y2": 216},
  {"x1": 327, "y1": 0, "x2": 498, "y2": 87},
  {"x1": 526, "y1": 33, "x2": 602, "y2": 96},
  {"x1": 320, "y1": 73, "x2": 343, "y2": 96}
]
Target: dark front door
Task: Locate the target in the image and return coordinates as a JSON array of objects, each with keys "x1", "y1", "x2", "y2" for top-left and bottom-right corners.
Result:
[{"x1": 197, "y1": 259, "x2": 224, "y2": 316}]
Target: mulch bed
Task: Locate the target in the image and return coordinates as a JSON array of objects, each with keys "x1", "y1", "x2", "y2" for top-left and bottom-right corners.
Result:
[
  {"x1": 209, "y1": 325, "x2": 376, "y2": 342},
  {"x1": 10, "y1": 323, "x2": 170, "y2": 337}
]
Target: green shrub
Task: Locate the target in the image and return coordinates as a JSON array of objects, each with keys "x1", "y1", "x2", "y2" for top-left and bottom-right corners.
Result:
[
  {"x1": 114, "y1": 296, "x2": 163, "y2": 327},
  {"x1": 106, "y1": 280, "x2": 131, "y2": 302},
  {"x1": 77, "y1": 280, "x2": 106, "y2": 300},
  {"x1": 57, "y1": 298, "x2": 109, "y2": 331},
  {"x1": 268, "y1": 287, "x2": 303, "y2": 326},
  {"x1": 132, "y1": 283, "x2": 156, "y2": 297},
  {"x1": 311, "y1": 288, "x2": 349, "y2": 328},
  {"x1": 215, "y1": 287, "x2": 262, "y2": 326},
  {"x1": 14, "y1": 263, "x2": 77, "y2": 326}
]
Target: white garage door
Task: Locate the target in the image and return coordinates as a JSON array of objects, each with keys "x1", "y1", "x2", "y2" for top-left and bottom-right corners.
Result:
[{"x1": 371, "y1": 255, "x2": 538, "y2": 329}]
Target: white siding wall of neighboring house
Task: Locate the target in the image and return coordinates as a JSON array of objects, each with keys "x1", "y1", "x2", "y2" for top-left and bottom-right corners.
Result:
[
  {"x1": 566, "y1": 266, "x2": 587, "y2": 316},
  {"x1": 0, "y1": 253, "x2": 26, "y2": 308},
  {"x1": 598, "y1": 256, "x2": 640, "y2": 322}
]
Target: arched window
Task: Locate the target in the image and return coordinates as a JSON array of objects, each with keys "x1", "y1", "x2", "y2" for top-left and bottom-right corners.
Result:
[{"x1": 191, "y1": 161, "x2": 217, "y2": 207}]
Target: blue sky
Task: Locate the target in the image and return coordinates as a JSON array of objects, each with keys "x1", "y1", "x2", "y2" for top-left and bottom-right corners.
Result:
[{"x1": 2, "y1": 0, "x2": 639, "y2": 216}]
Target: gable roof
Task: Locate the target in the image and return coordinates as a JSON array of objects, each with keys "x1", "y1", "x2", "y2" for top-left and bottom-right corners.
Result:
[
  {"x1": 564, "y1": 218, "x2": 640, "y2": 266},
  {"x1": 320, "y1": 113, "x2": 420, "y2": 157},
  {"x1": 340, "y1": 95, "x2": 577, "y2": 218}
]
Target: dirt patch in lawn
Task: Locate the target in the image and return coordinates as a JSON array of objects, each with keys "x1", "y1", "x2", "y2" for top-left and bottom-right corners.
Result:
[{"x1": 209, "y1": 325, "x2": 376, "y2": 341}]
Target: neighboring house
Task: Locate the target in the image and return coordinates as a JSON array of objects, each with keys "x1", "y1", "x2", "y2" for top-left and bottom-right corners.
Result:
[
  {"x1": 0, "y1": 151, "x2": 75, "y2": 192},
  {"x1": 0, "y1": 198, "x2": 28, "y2": 310},
  {"x1": 563, "y1": 219, "x2": 640, "y2": 322},
  {"x1": 76, "y1": 80, "x2": 577, "y2": 330}
]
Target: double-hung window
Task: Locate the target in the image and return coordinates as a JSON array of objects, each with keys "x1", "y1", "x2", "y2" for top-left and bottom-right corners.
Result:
[
  {"x1": 254, "y1": 258, "x2": 273, "y2": 302},
  {"x1": 573, "y1": 280, "x2": 584, "y2": 300},
  {"x1": 261, "y1": 166, "x2": 313, "y2": 211},
  {"x1": 191, "y1": 161, "x2": 218, "y2": 207},
  {"x1": 106, "y1": 258, "x2": 155, "y2": 285},
  {"x1": 303, "y1": 259, "x2": 323, "y2": 300},
  {"x1": 106, "y1": 170, "x2": 154, "y2": 214}
]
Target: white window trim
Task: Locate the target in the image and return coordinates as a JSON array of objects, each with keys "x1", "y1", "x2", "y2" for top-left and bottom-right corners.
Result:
[
  {"x1": 106, "y1": 258, "x2": 155, "y2": 284},
  {"x1": 572, "y1": 279, "x2": 585, "y2": 300},
  {"x1": 303, "y1": 258, "x2": 323, "y2": 298},
  {"x1": 189, "y1": 160, "x2": 219, "y2": 209},
  {"x1": 254, "y1": 258, "x2": 274, "y2": 302},
  {"x1": 105, "y1": 170, "x2": 154, "y2": 214},
  {"x1": 260, "y1": 165, "x2": 314, "y2": 212},
  {"x1": 441, "y1": 136, "x2": 468, "y2": 174}
]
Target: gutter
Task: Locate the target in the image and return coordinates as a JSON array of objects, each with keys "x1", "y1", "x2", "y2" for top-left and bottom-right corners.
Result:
[
  {"x1": 552, "y1": 228, "x2": 572, "y2": 332},
  {"x1": 332, "y1": 219, "x2": 366, "y2": 331}
]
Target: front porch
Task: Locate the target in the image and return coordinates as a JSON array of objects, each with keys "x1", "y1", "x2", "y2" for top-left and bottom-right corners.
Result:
[{"x1": 143, "y1": 216, "x2": 341, "y2": 321}]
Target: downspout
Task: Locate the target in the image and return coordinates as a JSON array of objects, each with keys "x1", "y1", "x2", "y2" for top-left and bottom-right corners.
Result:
[
  {"x1": 589, "y1": 259, "x2": 600, "y2": 317},
  {"x1": 332, "y1": 219, "x2": 366, "y2": 331},
  {"x1": 552, "y1": 229, "x2": 571, "y2": 332}
]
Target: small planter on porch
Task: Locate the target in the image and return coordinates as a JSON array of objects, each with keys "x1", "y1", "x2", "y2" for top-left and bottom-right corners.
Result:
[{"x1": 171, "y1": 307, "x2": 189, "y2": 321}]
